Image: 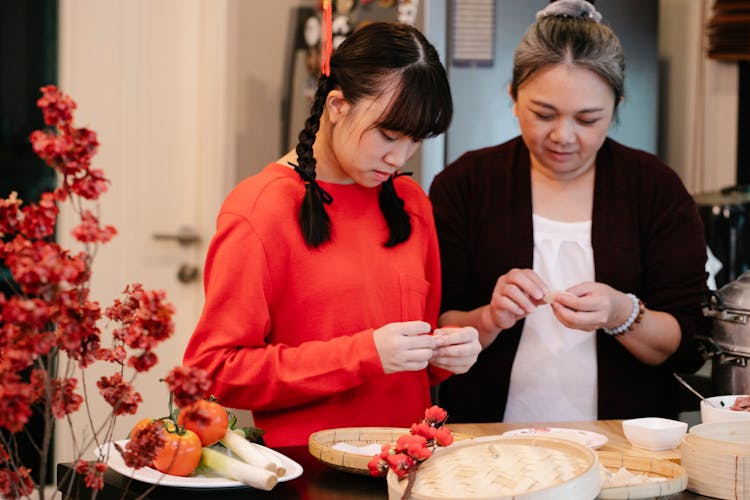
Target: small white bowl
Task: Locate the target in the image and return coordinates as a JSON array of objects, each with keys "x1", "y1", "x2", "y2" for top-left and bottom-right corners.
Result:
[
  {"x1": 621, "y1": 417, "x2": 688, "y2": 451},
  {"x1": 700, "y1": 395, "x2": 750, "y2": 423}
]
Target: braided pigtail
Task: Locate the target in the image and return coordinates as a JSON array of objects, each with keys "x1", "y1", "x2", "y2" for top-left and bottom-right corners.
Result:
[
  {"x1": 293, "y1": 76, "x2": 336, "y2": 248},
  {"x1": 379, "y1": 172, "x2": 413, "y2": 247}
]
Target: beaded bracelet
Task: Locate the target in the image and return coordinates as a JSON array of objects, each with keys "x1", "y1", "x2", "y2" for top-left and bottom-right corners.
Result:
[{"x1": 604, "y1": 293, "x2": 645, "y2": 336}]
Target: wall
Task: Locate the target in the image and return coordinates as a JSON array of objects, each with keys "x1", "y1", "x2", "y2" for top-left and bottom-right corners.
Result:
[
  {"x1": 424, "y1": 0, "x2": 659, "y2": 183},
  {"x1": 229, "y1": 0, "x2": 312, "y2": 184},
  {"x1": 56, "y1": 1, "x2": 736, "y2": 197},
  {"x1": 235, "y1": 0, "x2": 736, "y2": 194},
  {"x1": 659, "y1": 0, "x2": 738, "y2": 194},
  {"x1": 56, "y1": 0, "x2": 236, "y2": 467}
]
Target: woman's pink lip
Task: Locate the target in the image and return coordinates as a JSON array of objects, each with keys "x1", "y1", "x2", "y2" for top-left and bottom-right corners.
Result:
[{"x1": 547, "y1": 149, "x2": 576, "y2": 160}]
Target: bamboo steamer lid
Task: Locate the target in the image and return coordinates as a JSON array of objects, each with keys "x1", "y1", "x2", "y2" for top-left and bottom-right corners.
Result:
[
  {"x1": 386, "y1": 435, "x2": 600, "y2": 500},
  {"x1": 680, "y1": 421, "x2": 750, "y2": 499}
]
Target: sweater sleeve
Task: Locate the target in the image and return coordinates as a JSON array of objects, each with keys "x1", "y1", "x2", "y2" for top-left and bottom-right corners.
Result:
[
  {"x1": 640, "y1": 168, "x2": 711, "y2": 373},
  {"x1": 429, "y1": 161, "x2": 473, "y2": 314},
  {"x1": 182, "y1": 212, "x2": 385, "y2": 412}
]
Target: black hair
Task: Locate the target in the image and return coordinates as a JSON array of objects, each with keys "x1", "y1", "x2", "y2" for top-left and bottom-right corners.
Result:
[{"x1": 294, "y1": 22, "x2": 453, "y2": 248}]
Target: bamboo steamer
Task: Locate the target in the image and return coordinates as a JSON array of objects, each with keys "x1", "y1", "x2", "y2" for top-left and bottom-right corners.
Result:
[
  {"x1": 596, "y1": 451, "x2": 687, "y2": 499},
  {"x1": 680, "y1": 420, "x2": 750, "y2": 499},
  {"x1": 386, "y1": 435, "x2": 600, "y2": 500}
]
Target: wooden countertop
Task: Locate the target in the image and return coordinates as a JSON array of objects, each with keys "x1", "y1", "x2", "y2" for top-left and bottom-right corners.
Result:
[
  {"x1": 450, "y1": 419, "x2": 682, "y2": 462},
  {"x1": 59, "y1": 420, "x2": 706, "y2": 499}
]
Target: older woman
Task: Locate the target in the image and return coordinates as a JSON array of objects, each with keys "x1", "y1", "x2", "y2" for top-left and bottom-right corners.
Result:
[{"x1": 429, "y1": 0, "x2": 710, "y2": 423}]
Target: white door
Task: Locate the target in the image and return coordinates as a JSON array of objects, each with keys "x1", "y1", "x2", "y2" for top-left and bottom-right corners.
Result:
[{"x1": 55, "y1": 0, "x2": 233, "y2": 463}]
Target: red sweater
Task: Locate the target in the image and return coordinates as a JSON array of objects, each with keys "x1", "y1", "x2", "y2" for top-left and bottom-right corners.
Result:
[{"x1": 183, "y1": 163, "x2": 444, "y2": 446}]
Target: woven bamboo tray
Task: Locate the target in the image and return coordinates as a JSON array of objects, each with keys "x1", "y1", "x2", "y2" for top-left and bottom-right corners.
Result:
[
  {"x1": 680, "y1": 420, "x2": 750, "y2": 499},
  {"x1": 386, "y1": 435, "x2": 600, "y2": 499},
  {"x1": 596, "y1": 451, "x2": 687, "y2": 499},
  {"x1": 308, "y1": 427, "x2": 472, "y2": 475}
]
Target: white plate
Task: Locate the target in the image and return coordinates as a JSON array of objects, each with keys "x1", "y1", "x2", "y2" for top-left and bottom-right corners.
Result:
[
  {"x1": 501, "y1": 427, "x2": 608, "y2": 449},
  {"x1": 96, "y1": 440, "x2": 303, "y2": 488}
]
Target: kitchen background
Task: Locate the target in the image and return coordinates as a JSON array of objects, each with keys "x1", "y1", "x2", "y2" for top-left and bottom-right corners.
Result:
[{"x1": 0, "y1": 0, "x2": 745, "y2": 475}]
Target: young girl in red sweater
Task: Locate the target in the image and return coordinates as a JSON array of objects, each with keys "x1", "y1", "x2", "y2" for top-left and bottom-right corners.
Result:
[{"x1": 183, "y1": 22, "x2": 480, "y2": 447}]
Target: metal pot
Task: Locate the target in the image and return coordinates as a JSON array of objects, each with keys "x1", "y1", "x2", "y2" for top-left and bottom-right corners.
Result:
[{"x1": 704, "y1": 270, "x2": 750, "y2": 394}]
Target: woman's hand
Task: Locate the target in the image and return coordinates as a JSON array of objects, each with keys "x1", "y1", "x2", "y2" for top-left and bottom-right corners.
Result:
[
  {"x1": 550, "y1": 281, "x2": 682, "y2": 365},
  {"x1": 373, "y1": 321, "x2": 436, "y2": 374},
  {"x1": 549, "y1": 281, "x2": 632, "y2": 331},
  {"x1": 430, "y1": 326, "x2": 481, "y2": 374},
  {"x1": 484, "y1": 268, "x2": 549, "y2": 331}
]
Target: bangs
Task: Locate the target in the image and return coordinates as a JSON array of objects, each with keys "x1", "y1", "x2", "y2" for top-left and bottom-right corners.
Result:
[{"x1": 375, "y1": 68, "x2": 453, "y2": 140}]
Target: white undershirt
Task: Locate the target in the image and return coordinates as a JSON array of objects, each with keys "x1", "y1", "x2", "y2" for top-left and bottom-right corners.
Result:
[{"x1": 503, "y1": 214, "x2": 598, "y2": 423}]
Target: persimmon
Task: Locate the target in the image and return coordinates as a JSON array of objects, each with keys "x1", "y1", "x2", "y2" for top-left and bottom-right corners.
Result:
[
  {"x1": 128, "y1": 418, "x2": 155, "y2": 438},
  {"x1": 151, "y1": 427, "x2": 202, "y2": 476},
  {"x1": 177, "y1": 399, "x2": 229, "y2": 446}
]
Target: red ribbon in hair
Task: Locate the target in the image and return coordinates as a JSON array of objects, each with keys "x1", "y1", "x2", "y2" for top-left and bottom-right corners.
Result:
[{"x1": 321, "y1": 0, "x2": 333, "y2": 76}]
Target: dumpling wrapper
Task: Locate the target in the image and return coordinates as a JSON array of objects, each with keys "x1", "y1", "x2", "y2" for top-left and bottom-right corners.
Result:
[{"x1": 542, "y1": 291, "x2": 576, "y2": 304}]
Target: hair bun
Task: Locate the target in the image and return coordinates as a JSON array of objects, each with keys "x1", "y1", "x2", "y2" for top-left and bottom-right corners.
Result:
[{"x1": 536, "y1": 0, "x2": 602, "y2": 23}]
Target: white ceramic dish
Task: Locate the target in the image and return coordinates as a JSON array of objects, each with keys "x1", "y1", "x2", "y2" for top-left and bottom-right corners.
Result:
[
  {"x1": 501, "y1": 427, "x2": 608, "y2": 449},
  {"x1": 700, "y1": 395, "x2": 750, "y2": 423},
  {"x1": 96, "y1": 440, "x2": 303, "y2": 488},
  {"x1": 621, "y1": 417, "x2": 687, "y2": 451}
]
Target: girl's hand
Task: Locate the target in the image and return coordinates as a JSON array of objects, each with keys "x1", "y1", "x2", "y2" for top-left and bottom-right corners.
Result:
[
  {"x1": 550, "y1": 282, "x2": 633, "y2": 331},
  {"x1": 430, "y1": 326, "x2": 481, "y2": 374},
  {"x1": 373, "y1": 321, "x2": 435, "y2": 374},
  {"x1": 485, "y1": 268, "x2": 549, "y2": 331}
]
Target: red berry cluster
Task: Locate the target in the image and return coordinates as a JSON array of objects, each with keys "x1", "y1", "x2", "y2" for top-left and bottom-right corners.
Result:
[{"x1": 368, "y1": 405, "x2": 454, "y2": 479}]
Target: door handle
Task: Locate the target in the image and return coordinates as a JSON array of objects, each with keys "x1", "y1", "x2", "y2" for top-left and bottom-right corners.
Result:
[
  {"x1": 152, "y1": 226, "x2": 201, "y2": 247},
  {"x1": 177, "y1": 263, "x2": 201, "y2": 283}
]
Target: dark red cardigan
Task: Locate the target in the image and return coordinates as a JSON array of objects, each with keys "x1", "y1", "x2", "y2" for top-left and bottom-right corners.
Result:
[{"x1": 429, "y1": 137, "x2": 710, "y2": 422}]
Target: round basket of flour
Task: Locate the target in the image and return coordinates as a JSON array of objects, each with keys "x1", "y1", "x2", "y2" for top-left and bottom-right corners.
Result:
[
  {"x1": 386, "y1": 435, "x2": 600, "y2": 500},
  {"x1": 308, "y1": 427, "x2": 473, "y2": 475}
]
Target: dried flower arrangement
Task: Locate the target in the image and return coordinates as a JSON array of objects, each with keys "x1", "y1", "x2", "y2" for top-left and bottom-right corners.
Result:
[{"x1": 0, "y1": 86, "x2": 210, "y2": 499}]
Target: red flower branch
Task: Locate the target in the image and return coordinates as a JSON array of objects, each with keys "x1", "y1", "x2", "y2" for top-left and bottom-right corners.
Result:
[
  {"x1": 368, "y1": 405, "x2": 455, "y2": 500},
  {"x1": 0, "y1": 86, "x2": 209, "y2": 500}
]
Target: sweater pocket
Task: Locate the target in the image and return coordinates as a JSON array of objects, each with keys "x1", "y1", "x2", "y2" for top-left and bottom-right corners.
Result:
[{"x1": 398, "y1": 272, "x2": 430, "y2": 321}]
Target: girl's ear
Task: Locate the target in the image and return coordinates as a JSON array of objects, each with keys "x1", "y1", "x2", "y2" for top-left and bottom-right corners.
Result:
[{"x1": 325, "y1": 89, "x2": 350, "y2": 124}]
